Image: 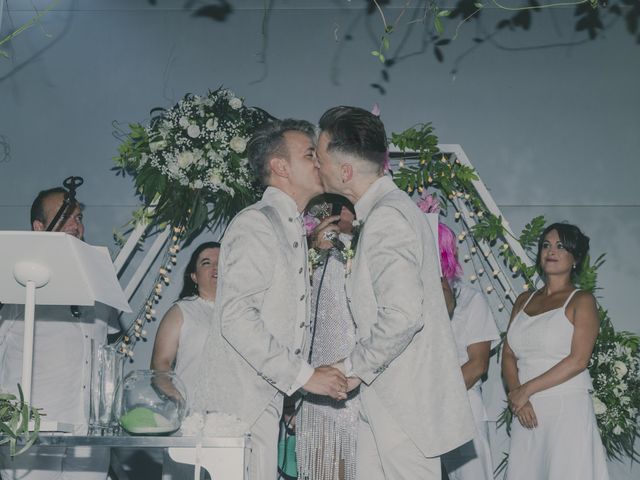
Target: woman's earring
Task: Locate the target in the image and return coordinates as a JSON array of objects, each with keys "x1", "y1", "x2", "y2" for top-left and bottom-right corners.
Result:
[{"x1": 572, "y1": 264, "x2": 576, "y2": 270}]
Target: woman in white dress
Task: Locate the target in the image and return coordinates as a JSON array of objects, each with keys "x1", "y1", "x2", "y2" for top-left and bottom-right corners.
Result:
[
  {"x1": 438, "y1": 223, "x2": 500, "y2": 480},
  {"x1": 150, "y1": 241, "x2": 220, "y2": 480},
  {"x1": 502, "y1": 223, "x2": 609, "y2": 480}
]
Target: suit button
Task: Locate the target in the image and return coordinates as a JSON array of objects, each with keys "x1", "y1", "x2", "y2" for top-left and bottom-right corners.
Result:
[
  {"x1": 294, "y1": 348, "x2": 301, "y2": 355},
  {"x1": 288, "y1": 217, "x2": 294, "y2": 222},
  {"x1": 293, "y1": 241, "x2": 299, "y2": 248},
  {"x1": 299, "y1": 267, "x2": 304, "y2": 274},
  {"x1": 299, "y1": 322, "x2": 305, "y2": 328},
  {"x1": 299, "y1": 294, "x2": 305, "y2": 301}
]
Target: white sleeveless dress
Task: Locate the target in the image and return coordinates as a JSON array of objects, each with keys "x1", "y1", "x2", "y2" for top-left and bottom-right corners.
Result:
[
  {"x1": 505, "y1": 289, "x2": 609, "y2": 480},
  {"x1": 162, "y1": 296, "x2": 215, "y2": 480}
]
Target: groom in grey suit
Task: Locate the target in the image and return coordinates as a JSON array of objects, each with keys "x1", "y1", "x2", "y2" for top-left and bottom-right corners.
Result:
[
  {"x1": 315, "y1": 107, "x2": 475, "y2": 479},
  {"x1": 198, "y1": 119, "x2": 348, "y2": 480}
]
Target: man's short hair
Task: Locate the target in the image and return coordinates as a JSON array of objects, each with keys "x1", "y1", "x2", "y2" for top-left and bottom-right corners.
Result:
[
  {"x1": 30, "y1": 187, "x2": 80, "y2": 226},
  {"x1": 247, "y1": 119, "x2": 317, "y2": 185},
  {"x1": 318, "y1": 106, "x2": 388, "y2": 168}
]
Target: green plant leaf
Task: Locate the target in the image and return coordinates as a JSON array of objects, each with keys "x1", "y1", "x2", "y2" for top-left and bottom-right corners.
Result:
[{"x1": 434, "y1": 17, "x2": 444, "y2": 35}]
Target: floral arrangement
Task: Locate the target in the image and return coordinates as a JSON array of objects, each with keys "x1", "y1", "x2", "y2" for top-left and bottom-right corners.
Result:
[
  {"x1": 589, "y1": 315, "x2": 640, "y2": 461},
  {"x1": 113, "y1": 87, "x2": 272, "y2": 240}
]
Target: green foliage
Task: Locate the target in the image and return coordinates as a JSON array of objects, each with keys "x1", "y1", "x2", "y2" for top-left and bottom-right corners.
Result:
[
  {"x1": 0, "y1": 385, "x2": 41, "y2": 457},
  {"x1": 113, "y1": 88, "x2": 272, "y2": 243},
  {"x1": 518, "y1": 215, "x2": 546, "y2": 254},
  {"x1": 472, "y1": 214, "x2": 504, "y2": 244},
  {"x1": 574, "y1": 253, "x2": 606, "y2": 294}
]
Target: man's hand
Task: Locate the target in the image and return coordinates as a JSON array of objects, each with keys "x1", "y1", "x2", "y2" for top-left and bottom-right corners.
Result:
[
  {"x1": 346, "y1": 376, "x2": 362, "y2": 392},
  {"x1": 303, "y1": 366, "x2": 348, "y2": 400}
]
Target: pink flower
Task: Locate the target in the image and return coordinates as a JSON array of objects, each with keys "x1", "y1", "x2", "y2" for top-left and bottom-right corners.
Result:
[
  {"x1": 303, "y1": 214, "x2": 320, "y2": 236},
  {"x1": 417, "y1": 192, "x2": 440, "y2": 214},
  {"x1": 371, "y1": 103, "x2": 381, "y2": 117}
]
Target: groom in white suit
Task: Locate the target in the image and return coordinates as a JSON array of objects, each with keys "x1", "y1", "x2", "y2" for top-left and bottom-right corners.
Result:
[
  {"x1": 197, "y1": 119, "x2": 348, "y2": 480},
  {"x1": 315, "y1": 106, "x2": 475, "y2": 479}
]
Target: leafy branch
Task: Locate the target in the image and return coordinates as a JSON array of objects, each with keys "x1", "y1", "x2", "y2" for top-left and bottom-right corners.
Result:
[{"x1": 0, "y1": 385, "x2": 41, "y2": 457}]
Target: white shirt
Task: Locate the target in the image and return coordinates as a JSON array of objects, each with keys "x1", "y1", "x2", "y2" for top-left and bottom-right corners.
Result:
[
  {"x1": 0, "y1": 303, "x2": 118, "y2": 432},
  {"x1": 449, "y1": 282, "x2": 500, "y2": 421}
]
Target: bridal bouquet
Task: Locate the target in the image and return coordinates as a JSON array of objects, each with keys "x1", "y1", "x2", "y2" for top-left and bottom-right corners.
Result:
[
  {"x1": 589, "y1": 317, "x2": 640, "y2": 461},
  {"x1": 114, "y1": 87, "x2": 272, "y2": 239}
]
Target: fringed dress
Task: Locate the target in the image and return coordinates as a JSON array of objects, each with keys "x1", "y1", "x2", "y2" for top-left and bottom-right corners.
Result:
[{"x1": 296, "y1": 239, "x2": 360, "y2": 480}]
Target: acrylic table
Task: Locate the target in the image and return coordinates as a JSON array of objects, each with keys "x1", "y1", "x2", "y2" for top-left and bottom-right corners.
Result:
[{"x1": 5, "y1": 431, "x2": 250, "y2": 479}]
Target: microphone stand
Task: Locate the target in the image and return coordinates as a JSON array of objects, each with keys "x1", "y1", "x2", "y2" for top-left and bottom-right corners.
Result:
[
  {"x1": 46, "y1": 176, "x2": 84, "y2": 318},
  {"x1": 45, "y1": 176, "x2": 83, "y2": 232}
]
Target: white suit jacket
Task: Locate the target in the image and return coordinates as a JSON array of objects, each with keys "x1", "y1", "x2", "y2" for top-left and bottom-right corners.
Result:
[
  {"x1": 347, "y1": 176, "x2": 475, "y2": 457},
  {"x1": 195, "y1": 187, "x2": 313, "y2": 426}
]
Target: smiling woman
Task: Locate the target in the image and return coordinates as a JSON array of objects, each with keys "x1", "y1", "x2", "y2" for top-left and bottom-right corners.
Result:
[
  {"x1": 502, "y1": 223, "x2": 610, "y2": 480},
  {"x1": 149, "y1": 241, "x2": 221, "y2": 479}
]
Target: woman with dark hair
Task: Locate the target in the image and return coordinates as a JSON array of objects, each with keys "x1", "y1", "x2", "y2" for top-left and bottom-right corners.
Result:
[
  {"x1": 151, "y1": 241, "x2": 220, "y2": 398},
  {"x1": 502, "y1": 223, "x2": 609, "y2": 479},
  {"x1": 150, "y1": 241, "x2": 220, "y2": 479}
]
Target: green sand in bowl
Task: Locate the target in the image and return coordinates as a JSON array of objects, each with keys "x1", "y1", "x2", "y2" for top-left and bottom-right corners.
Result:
[{"x1": 120, "y1": 407, "x2": 177, "y2": 435}]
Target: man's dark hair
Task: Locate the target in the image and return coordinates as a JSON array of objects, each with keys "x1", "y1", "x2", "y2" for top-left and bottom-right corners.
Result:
[
  {"x1": 30, "y1": 187, "x2": 71, "y2": 226},
  {"x1": 536, "y1": 222, "x2": 590, "y2": 277},
  {"x1": 247, "y1": 119, "x2": 316, "y2": 185},
  {"x1": 318, "y1": 106, "x2": 388, "y2": 168},
  {"x1": 179, "y1": 241, "x2": 222, "y2": 299}
]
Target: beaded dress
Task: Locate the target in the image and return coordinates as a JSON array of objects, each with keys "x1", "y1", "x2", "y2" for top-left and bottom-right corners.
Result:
[{"x1": 296, "y1": 235, "x2": 360, "y2": 480}]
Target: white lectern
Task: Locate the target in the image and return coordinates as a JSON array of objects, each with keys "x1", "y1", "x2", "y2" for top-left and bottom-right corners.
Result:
[{"x1": 0, "y1": 232, "x2": 131, "y2": 422}]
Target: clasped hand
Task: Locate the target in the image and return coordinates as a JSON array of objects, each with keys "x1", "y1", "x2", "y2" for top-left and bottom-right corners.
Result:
[
  {"x1": 303, "y1": 366, "x2": 348, "y2": 401},
  {"x1": 508, "y1": 385, "x2": 538, "y2": 429}
]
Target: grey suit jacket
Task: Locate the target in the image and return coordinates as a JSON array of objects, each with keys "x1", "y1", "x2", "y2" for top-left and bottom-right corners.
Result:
[
  {"x1": 347, "y1": 176, "x2": 474, "y2": 457},
  {"x1": 195, "y1": 187, "x2": 313, "y2": 426}
]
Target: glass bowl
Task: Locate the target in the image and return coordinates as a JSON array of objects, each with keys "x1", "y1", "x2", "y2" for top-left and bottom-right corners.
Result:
[{"x1": 114, "y1": 370, "x2": 187, "y2": 435}]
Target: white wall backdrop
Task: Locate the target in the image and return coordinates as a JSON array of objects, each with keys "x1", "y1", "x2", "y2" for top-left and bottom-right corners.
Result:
[{"x1": 1, "y1": 1, "x2": 638, "y2": 477}]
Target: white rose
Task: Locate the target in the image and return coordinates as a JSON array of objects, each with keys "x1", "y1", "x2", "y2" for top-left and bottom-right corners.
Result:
[
  {"x1": 187, "y1": 125, "x2": 201, "y2": 138},
  {"x1": 209, "y1": 170, "x2": 222, "y2": 186},
  {"x1": 149, "y1": 139, "x2": 166, "y2": 152},
  {"x1": 229, "y1": 136, "x2": 247, "y2": 154},
  {"x1": 179, "y1": 116, "x2": 190, "y2": 128},
  {"x1": 229, "y1": 97, "x2": 243, "y2": 110},
  {"x1": 193, "y1": 179, "x2": 204, "y2": 189},
  {"x1": 613, "y1": 425, "x2": 623, "y2": 435},
  {"x1": 614, "y1": 360, "x2": 628, "y2": 379},
  {"x1": 176, "y1": 151, "x2": 195, "y2": 169},
  {"x1": 592, "y1": 395, "x2": 607, "y2": 415},
  {"x1": 206, "y1": 118, "x2": 218, "y2": 130}
]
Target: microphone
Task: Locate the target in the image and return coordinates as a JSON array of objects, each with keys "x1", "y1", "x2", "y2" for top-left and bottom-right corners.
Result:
[{"x1": 46, "y1": 176, "x2": 84, "y2": 232}]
